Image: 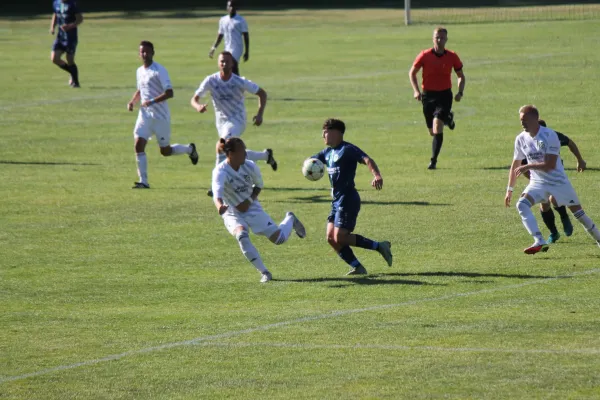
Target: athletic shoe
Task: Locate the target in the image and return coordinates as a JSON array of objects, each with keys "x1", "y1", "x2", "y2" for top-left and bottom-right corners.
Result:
[
  {"x1": 260, "y1": 271, "x2": 272, "y2": 283},
  {"x1": 562, "y1": 216, "x2": 574, "y2": 237},
  {"x1": 266, "y1": 149, "x2": 278, "y2": 171},
  {"x1": 524, "y1": 243, "x2": 549, "y2": 255},
  {"x1": 346, "y1": 265, "x2": 368, "y2": 275},
  {"x1": 428, "y1": 159, "x2": 437, "y2": 170},
  {"x1": 377, "y1": 241, "x2": 393, "y2": 266},
  {"x1": 132, "y1": 182, "x2": 150, "y2": 189},
  {"x1": 547, "y1": 232, "x2": 561, "y2": 244},
  {"x1": 207, "y1": 189, "x2": 213, "y2": 197},
  {"x1": 287, "y1": 212, "x2": 306, "y2": 238},
  {"x1": 447, "y1": 111, "x2": 455, "y2": 130},
  {"x1": 189, "y1": 143, "x2": 199, "y2": 165}
]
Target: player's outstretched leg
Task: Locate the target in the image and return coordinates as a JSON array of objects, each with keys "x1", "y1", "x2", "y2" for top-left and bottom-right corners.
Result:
[
  {"x1": 287, "y1": 212, "x2": 306, "y2": 238},
  {"x1": 572, "y1": 209, "x2": 600, "y2": 247},
  {"x1": 235, "y1": 229, "x2": 272, "y2": 283},
  {"x1": 352, "y1": 235, "x2": 392, "y2": 267},
  {"x1": 516, "y1": 197, "x2": 548, "y2": 254},
  {"x1": 246, "y1": 148, "x2": 278, "y2": 171}
]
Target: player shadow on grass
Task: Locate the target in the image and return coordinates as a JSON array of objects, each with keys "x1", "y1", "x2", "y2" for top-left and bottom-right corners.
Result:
[
  {"x1": 277, "y1": 274, "x2": 443, "y2": 287},
  {"x1": 386, "y1": 271, "x2": 560, "y2": 279},
  {"x1": 276, "y1": 194, "x2": 451, "y2": 206},
  {"x1": 0, "y1": 160, "x2": 101, "y2": 166},
  {"x1": 481, "y1": 165, "x2": 600, "y2": 172}
]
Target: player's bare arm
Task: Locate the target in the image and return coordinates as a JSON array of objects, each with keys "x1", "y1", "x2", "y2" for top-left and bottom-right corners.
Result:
[
  {"x1": 49, "y1": 13, "x2": 57, "y2": 34},
  {"x1": 362, "y1": 156, "x2": 383, "y2": 190},
  {"x1": 190, "y1": 94, "x2": 208, "y2": 113},
  {"x1": 214, "y1": 198, "x2": 229, "y2": 215},
  {"x1": 61, "y1": 13, "x2": 83, "y2": 32},
  {"x1": 141, "y1": 88, "x2": 173, "y2": 107},
  {"x1": 127, "y1": 90, "x2": 141, "y2": 111},
  {"x1": 505, "y1": 159, "x2": 522, "y2": 207},
  {"x1": 567, "y1": 139, "x2": 587, "y2": 172},
  {"x1": 409, "y1": 65, "x2": 422, "y2": 101},
  {"x1": 455, "y1": 69, "x2": 466, "y2": 102},
  {"x1": 515, "y1": 154, "x2": 558, "y2": 176},
  {"x1": 236, "y1": 186, "x2": 262, "y2": 213},
  {"x1": 252, "y1": 88, "x2": 267, "y2": 126},
  {"x1": 243, "y1": 32, "x2": 249, "y2": 62},
  {"x1": 209, "y1": 34, "x2": 224, "y2": 58}
]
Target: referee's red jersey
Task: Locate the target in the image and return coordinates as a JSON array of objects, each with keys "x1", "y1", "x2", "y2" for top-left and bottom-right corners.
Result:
[{"x1": 413, "y1": 49, "x2": 463, "y2": 92}]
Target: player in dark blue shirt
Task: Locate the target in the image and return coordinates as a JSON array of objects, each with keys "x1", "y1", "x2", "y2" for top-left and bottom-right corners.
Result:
[
  {"x1": 312, "y1": 119, "x2": 393, "y2": 275},
  {"x1": 49, "y1": 0, "x2": 83, "y2": 87},
  {"x1": 521, "y1": 119, "x2": 587, "y2": 243}
]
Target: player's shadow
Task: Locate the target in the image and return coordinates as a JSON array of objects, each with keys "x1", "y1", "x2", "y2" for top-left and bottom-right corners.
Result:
[
  {"x1": 387, "y1": 271, "x2": 561, "y2": 279},
  {"x1": 266, "y1": 187, "x2": 325, "y2": 192},
  {"x1": 277, "y1": 274, "x2": 442, "y2": 287},
  {"x1": 0, "y1": 160, "x2": 101, "y2": 166},
  {"x1": 481, "y1": 165, "x2": 600, "y2": 172},
  {"x1": 277, "y1": 194, "x2": 451, "y2": 206},
  {"x1": 270, "y1": 97, "x2": 367, "y2": 104}
]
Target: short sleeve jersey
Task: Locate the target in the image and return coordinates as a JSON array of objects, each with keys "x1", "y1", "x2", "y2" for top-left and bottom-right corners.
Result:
[
  {"x1": 195, "y1": 73, "x2": 259, "y2": 127},
  {"x1": 513, "y1": 127, "x2": 569, "y2": 186},
  {"x1": 212, "y1": 160, "x2": 263, "y2": 207},
  {"x1": 218, "y1": 14, "x2": 248, "y2": 62},
  {"x1": 413, "y1": 49, "x2": 463, "y2": 92},
  {"x1": 313, "y1": 141, "x2": 368, "y2": 201},
  {"x1": 53, "y1": 0, "x2": 79, "y2": 43},
  {"x1": 136, "y1": 62, "x2": 172, "y2": 120}
]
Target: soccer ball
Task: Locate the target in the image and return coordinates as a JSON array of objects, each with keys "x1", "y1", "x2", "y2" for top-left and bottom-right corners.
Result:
[{"x1": 302, "y1": 158, "x2": 325, "y2": 181}]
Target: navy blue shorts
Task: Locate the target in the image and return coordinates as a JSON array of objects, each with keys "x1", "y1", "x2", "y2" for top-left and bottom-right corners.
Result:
[
  {"x1": 327, "y1": 191, "x2": 361, "y2": 232},
  {"x1": 52, "y1": 38, "x2": 77, "y2": 55}
]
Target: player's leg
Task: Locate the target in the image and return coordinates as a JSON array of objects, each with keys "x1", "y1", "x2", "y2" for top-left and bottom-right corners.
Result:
[
  {"x1": 327, "y1": 201, "x2": 367, "y2": 275},
  {"x1": 421, "y1": 93, "x2": 437, "y2": 169},
  {"x1": 156, "y1": 120, "x2": 198, "y2": 164},
  {"x1": 539, "y1": 201, "x2": 560, "y2": 243},
  {"x1": 570, "y1": 206, "x2": 600, "y2": 246},
  {"x1": 65, "y1": 46, "x2": 80, "y2": 87},
  {"x1": 265, "y1": 211, "x2": 306, "y2": 245},
  {"x1": 516, "y1": 188, "x2": 549, "y2": 254},
  {"x1": 132, "y1": 116, "x2": 151, "y2": 188},
  {"x1": 50, "y1": 45, "x2": 71, "y2": 76},
  {"x1": 553, "y1": 199, "x2": 573, "y2": 236},
  {"x1": 553, "y1": 183, "x2": 600, "y2": 245},
  {"x1": 231, "y1": 225, "x2": 272, "y2": 283}
]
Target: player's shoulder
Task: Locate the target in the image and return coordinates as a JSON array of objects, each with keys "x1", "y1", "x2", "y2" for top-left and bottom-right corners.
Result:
[
  {"x1": 344, "y1": 141, "x2": 364, "y2": 152},
  {"x1": 152, "y1": 62, "x2": 168, "y2": 72}
]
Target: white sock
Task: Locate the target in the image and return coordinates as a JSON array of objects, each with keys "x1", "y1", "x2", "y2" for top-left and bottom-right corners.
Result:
[
  {"x1": 274, "y1": 214, "x2": 294, "y2": 245},
  {"x1": 170, "y1": 144, "x2": 191, "y2": 155},
  {"x1": 516, "y1": 197, "x2": 545, "y2": 243},
  {"x1": 246, "y1": 149, "x2": 268, "y2": 161},
  {"x1": 215, "y1": 152, "x2": 226, "y2": 166},
  {"x1": 136, "y1": 152, "x2": 148, "y2": 184},
  {"x1": 573, "y1": 210, "x2": 600, "y2": 241},
  {"x1": 236, "y1": 230, "x2": 268, "y2": 273}
]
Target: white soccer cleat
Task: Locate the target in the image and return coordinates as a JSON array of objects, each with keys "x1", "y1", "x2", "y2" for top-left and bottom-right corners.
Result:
[
  {"x1": 287, "y1": 212, "x2": 306, "y2": 238},
  {"x1": 260, "y1": 271, "x2": 272, "y2": 283}
]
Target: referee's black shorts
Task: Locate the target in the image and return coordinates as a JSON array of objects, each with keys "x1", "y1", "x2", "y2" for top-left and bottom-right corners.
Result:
[{"x1": 421, "y1": 89, "x2": 453, "y2": 129}]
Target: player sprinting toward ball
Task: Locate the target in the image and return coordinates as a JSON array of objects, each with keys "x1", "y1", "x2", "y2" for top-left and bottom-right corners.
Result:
[
  {"x1": 505, "y1": 105, "x2": 600, "y2": 254},
  {"x1": 311, "y1": 118, "x2": 393, "y2": 275},
  {"x1": 212, "y1": 137, "x2": 305, "y2": 283}
]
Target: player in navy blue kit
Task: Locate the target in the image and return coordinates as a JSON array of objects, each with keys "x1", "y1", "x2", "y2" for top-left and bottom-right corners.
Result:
[
  {"x1": 312, "y1": 119, "x2": 393, "y2": 275},
  {"x1": 49, "y1": 0, "x2": 83, "y2": 87}
]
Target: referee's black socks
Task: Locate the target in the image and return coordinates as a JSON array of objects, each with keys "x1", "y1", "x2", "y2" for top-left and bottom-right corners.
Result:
[{"x1": 432, "y1": 133, "x2": 444, "y2": 161}]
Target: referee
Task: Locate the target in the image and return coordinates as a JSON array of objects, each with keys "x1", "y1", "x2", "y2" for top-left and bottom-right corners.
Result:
[{"x1": 409, "y1": 27, "x2": 466, "y2": 170}]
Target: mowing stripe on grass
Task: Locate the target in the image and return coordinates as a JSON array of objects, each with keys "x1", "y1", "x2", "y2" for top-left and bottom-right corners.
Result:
[{"x1": 2, "y1": 267, "x2": 598, "y2": 384}]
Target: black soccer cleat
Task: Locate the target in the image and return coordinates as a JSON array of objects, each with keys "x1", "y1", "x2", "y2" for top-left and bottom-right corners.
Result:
[
  {"x1": 266, "y1": 149, "x2": 278, "y2": 171},
  {"x1": 132, "y1": 182, "x2": 150, "y2": 189},
  {"x1": 428, "y1": 159, "x2": 437, "y2": 170},
  {"x1": 189, "y1": 143, "x2": 199, "y2": 165},
  {"x1": 447, "y1": 111, "x2": 455, "y2": 130}
]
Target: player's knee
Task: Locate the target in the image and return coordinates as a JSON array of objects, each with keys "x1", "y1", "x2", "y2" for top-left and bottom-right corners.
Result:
[
  {"x1": 160, "y1": 146, "x2": 172, "y2": 156},
  {"x1": 516, "y1": 197, "x2": 532, "y2": 215},
  {"x1": 270, "y1": 229, "x2": 285, "y2": 245},
  {"x1": 326, "y1": 234, "x2": 337, "y2": 247}
]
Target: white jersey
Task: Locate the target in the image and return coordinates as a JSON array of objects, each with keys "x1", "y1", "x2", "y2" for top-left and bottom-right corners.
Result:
[
  {"x1": 136, "y1": 62, "x2": 172, "y2": 120},
  {"x1": 513, "y1": 126, "x2": 570, "y2": 186},
  {"x1": 195, "y1": 73, "x2": 259, "y2": 129},
  {"x1": 212, "y1": 159, "x2": 264, "y2": 207},
  {"x1": 218, "y1": 14, "x2": 248, "y2": 62}
]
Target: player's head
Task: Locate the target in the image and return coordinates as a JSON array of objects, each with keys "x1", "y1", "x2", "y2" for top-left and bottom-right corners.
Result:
[
  {"x1": 538, "y1": 119, "x2": 547, "y2": 127},
  {"x1": 322, "y1": 118, "x2": 345, "y2": 147},
  {"x1": 139, "y1": 41, "x2": 154, "y2": 64},
  {"x1": 227, "y1": 0, "x2": 237, "y2": 16},
  {"x1": 219, "y1": 137, "x2": 247, "y2": 165},
  {"x1": 218, "y1": 51, "x2": 234, "y2": 74},
  {"x1": 519, "y1": 105, "x2": 540, "y2": 132},
  {"x1": 433, "y1": 27, "x2": 448, "y2": 51}
]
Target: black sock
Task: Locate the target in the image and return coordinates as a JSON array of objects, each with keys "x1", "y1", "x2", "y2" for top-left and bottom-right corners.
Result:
[
  {"x1": 354, "y1": 234, "x2": 379, "y2": 250},
  {"x1": 337, "y1": 246, "x2": 361, "y2": 268},
  {"x1": 68, "y1": 64, "x2": 79, "y2": 85},
  {"x1": 58, "y1": 63, "x2": 70, "y2": 73},
  {"x1": 541, "y1": 209, "x2": 558, "y2": 235},
  {"x1": 432, "y1": 133, "x2": 444, "y2": 161},
  {"x1": 554, "y1": 206, "x2": 569, "y2": 220}
]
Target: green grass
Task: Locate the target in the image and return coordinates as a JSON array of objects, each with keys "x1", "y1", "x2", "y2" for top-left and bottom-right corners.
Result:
[{"x1": 1, "y1": 8, "x2": 600, "y2": 399}]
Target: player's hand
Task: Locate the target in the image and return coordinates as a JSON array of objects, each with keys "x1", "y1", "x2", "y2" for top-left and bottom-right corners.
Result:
[
  {"x1": 141, "y1": 100, "x2": 152, "y2": 107},
  {"x1": 253, "y1": 115, "x2": 263, "y2": 126},
  {"x1": 514, "y1": 165, "x2": 528, "y2": 177},
  {"x1": 218, "y1": 204, "x2": 229, "y2": 215},
  {"x1": 413, "y1": 91, "x2": 422, "y2": 101},
  {"x1": 127, "y1": 102, "x2": 134, "y2": 112},
  {"x1": 49, "y1": 28, "x2": 55, "y2": 35},
  {"x1": 195, "y1": 104, "x2": 207, "y2": 113},
  {"x1": 60, "y1": 24, "x2": 72, "y2": 32},
  {"x1": 454, "y1": 92, "x2": 463, "y2": 102},
  {"x1": 371, "y1": 175, "x2": 383, "y2": 190},
  {"x1": 243, "y1": 53, "x2": 249, "y2": 62},
  {"x1": 208, "y1": 48, "x2": 215, "y2": 58},
  {"x1": 577, "y1": 159, "x2": 587, "y2": 172},
  {"x1": 504, "y1": 191, "x2": 513, "y2": 207}
]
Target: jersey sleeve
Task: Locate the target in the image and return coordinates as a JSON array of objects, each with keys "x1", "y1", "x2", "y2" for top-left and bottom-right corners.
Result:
[
  {"x1": 242, "y1": 78, "x2": 260, "y2": 94},
  {"x1": 555, "y1": 131, "x2": 570, "y2": 147},
  {"x1": 453, "y1": 52, "x2": 464, "y2": 71},
  {"x1": 158, "y1": 66, "x2": 172, "y2": 91},
  {"x1": 218, "y1": 17, "x2": 224, "y2": 34},
  {"x1": 250, "y1": 162, "x2": 264, "y2": 189},
  {"x1": 212, "y1": 167, "x2": 226, "y2": 200},
  {"x1": 194, "y1": 76, "x2": 211, "y2": 98},
  {"x1": 349, "y1": 144, "x2": 368, "y2": 162},
  {"x1": 546, "y1": 131, "x2": 561, "y2": 156},
  {"x1": 312, "y1": 149, "x2": 327, "y2": 164},
  {"x1": 136, "y1": 69, "x2": 140, "y2": 90},
  {"x1": 513, "y1": 136, "x2": 526, "y2": 161},
  {"x1": 241, "y1": 17, "x2": 249, "y2": 33},
  {"x1": 413, "y1": 51, "x2": 425, "y2": 68}
]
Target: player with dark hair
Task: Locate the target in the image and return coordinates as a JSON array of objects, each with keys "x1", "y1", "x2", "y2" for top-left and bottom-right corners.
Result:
[
  {"x1": 212, "y1": 137, "x2": 305, "y2": 283},
  {"x1": 311, "y1": 119, "x2": 393, "y2": 275},
  {"x1": 208, "y1": 0, "x2": 249, "y2": 76},
  {"x1": 49, "y1": 0, "x2": 83, "y2": 87},
  {"x1": 409, "y1": 26, "x2": 466, "y2": 170}
]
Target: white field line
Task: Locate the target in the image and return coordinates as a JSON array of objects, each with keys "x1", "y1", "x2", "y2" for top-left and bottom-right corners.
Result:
[
  {"x1": 196, "y1": 341, "x2": 600, "y2": 356},
  {"x1": 1, "y1": 267, "x2": 598, "y2": 384}
]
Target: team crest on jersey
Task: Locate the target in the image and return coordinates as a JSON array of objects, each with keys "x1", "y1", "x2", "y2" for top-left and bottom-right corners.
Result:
[
  {"x1": 243, "y1": 174, "x2": 252, "y2": 183},
  {"x1": 535, "y1": 140, "x2": 546, "y2": 151}
]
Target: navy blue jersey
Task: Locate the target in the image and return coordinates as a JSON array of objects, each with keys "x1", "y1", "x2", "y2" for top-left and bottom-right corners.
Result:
[
  {"x1": 53, "y1": 0, "x2": 79, "y2": 43},
  {"x1": 313, "y1": 141, "x2": 368, "y2": 201}
]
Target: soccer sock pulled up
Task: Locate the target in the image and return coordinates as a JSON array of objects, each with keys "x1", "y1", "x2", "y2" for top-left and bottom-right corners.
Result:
[
  {"x1": 136, "y1": 152, "x2": 148, "y2": 184},
  {"x1": 573, "y1": 209, "x2": 600, "y2": 241},
  {"x1": 236, "y1": 230, "x2": 268, "y2": 273},
  {"x1": 353, "y1": 234, "x2": 379, "y2": 250},
  {"x1": 58, "y1": 63, "x2": 70, "y2": 73},
  {"x1": 431, "y1": 133, "x2": 444, "y2": 161},
  {"x1": 540, "y1": 209, "x2": 558, "y2": 235},
  {"x1": 68, "y1": 63, "x2": 79, "y2": 84},
  {"x1": 338, "y1": 246, "x2": 361, "y2": 268},
  {"x1": 516, "y1": 197, "x2": 545, "y2": 243},
  {"x1": 274, "y1": 214, "x2": 294, "y2": 245},
  {"x1": 554, "y1": 205, "x2": 570, "y2": 220},
  {"x1": 170, "y1": 144, "x2": 191, "y2": 155},
  {"x1": 246, "y1": 150, "x2": 268, "y2": 161}
]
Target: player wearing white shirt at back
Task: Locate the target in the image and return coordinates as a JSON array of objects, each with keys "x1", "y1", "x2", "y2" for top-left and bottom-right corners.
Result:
[
  {"x1": 208, "y1": 0, "x2": 249, "y2": 75},
  {"x1": 127, "y1": 41, "x2": 198, "y2": 189},
  {"x1": 505, "y1": 105, "x2": 600, "y2": 254},
  {"x1": 212, "y1": 138, "x2": 306, "y2": 283},
  {"x1": 191, "y1": 51, "x2": 277, "y2": 197}
]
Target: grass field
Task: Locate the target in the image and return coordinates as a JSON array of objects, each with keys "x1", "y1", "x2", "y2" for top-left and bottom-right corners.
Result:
[{"x1": 1, "y1": 8, "x2": 600, "y2": 399}]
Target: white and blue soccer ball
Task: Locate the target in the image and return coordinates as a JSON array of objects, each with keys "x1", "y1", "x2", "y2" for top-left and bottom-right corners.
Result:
[{"x1": 302, "y1": 158, "x2": 325, "y2": 181}]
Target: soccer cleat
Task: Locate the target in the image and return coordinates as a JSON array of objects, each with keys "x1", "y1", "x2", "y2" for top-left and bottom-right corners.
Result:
[
  {"x1": 524, "y1": 243, "x2": 549, "y2": 255},
  {"x1": 377, "y1": 241, "x2": 393, "y2": 266},
  {"x1": 428, "y1": 159, "x2": 437, "y2": 170},
  {"x1": 287, "y1": 212, "x2": 306, "y2": 238},
  {"x1": 207, "y1": 189, "x2": 214, "y2": 197},
  {"x1": 132, "y1": 182, "x2": 150, "y2": 189},
  {"x1": 260, "y1": 271, "x2": 272, "y2": 283},
  {"x1": 189, "y1": 143, "x2": 199, "y2": 165},
  {"x1": 266, "y1": 149, "x2": 278, "y2": 171},
  {"x1": 346, "y1": 265, "x2": 368, "y2": 275},
  {"x1": 547, "y1": 232, "x2": 561, "y2": 244},
  {"x1": 562, "y1": 216, "x2": 574, "y2": 237},
  {"x1": 447, "y1": 111, "x2": 455, "y2": 130}
]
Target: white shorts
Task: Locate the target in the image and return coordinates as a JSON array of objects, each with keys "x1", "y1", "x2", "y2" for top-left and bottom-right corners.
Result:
[
  {"x1": 222, "y1": 202, "x2": 278, "y2": 238},
  {"x1": 134, "y1": 115, "x2": 171, "y2": 147},
  {"x1": 523, "y1": 181, "x2": 580, "y2": 207},
  {"x1": 217, "y1": 121, "x2": 246, "y2": 139}
]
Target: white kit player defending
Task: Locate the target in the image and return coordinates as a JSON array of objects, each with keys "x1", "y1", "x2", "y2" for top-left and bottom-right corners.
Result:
[
  {"x1": 127, "y1": 41, "x2": 198, "y2": 189},
  {"x1": 505, "y1": 105, "x2": 600, "y2": 254},
  {"x1": 212, "y1": 138, "x2": 305, "y2": 283}
]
